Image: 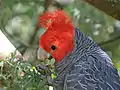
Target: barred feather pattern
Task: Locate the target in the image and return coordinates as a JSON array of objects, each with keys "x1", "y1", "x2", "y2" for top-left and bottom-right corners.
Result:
[{"x1": 53, "y1": 28, "x2": 120, "y2": 90}]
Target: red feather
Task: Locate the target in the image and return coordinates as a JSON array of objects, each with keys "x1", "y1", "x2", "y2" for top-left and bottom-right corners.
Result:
[
  {"x1": 39, "y1": 10, "x2": 73, "y2": 29},
  {"x1": 39, "y1": 10, "x2": 75, "y2": 61}
]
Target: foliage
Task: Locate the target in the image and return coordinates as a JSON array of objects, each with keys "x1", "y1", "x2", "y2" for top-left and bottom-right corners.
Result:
[{"x1": 0, "y1": 51, "x2": 49, "y2": 90}]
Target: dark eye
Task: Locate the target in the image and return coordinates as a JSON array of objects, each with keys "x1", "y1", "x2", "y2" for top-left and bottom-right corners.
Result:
[{"x1": 51, "y1": 45, "x2": 56, "y2": 50}]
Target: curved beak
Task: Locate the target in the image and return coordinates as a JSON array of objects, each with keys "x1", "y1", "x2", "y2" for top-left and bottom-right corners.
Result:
[{"x1": 37, "y1": 47, "x2": 51, "y2": 60}]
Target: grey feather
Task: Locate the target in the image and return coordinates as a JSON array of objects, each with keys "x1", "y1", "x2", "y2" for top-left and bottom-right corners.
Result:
[{"x1": 53, "y1": 28, "x2": 120, "y2": 90}]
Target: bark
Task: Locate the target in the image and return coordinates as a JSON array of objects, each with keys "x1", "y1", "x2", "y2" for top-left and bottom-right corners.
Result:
[{"x1": 84, "y1": 0, "x2": 120, "y2": 20}]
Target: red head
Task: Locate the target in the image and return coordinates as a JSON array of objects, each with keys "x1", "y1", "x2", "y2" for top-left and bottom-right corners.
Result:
[{"x1": 39, "y1": 10, "x2": 74, "y2": 62}]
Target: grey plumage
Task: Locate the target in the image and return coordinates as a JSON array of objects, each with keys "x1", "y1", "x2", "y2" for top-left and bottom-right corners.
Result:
[{"x1": 53, "y1": 28, "x2": 120, "y2": 90}]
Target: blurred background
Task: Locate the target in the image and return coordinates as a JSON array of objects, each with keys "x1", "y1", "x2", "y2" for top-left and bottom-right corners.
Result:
[{"x1": 0, "y1": 0, "x2": 120, "y2": 90}]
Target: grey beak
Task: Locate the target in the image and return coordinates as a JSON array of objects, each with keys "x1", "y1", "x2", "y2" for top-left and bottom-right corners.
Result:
[{"x1": 37, "y1": 48, "x2": 51, "y2": 60}]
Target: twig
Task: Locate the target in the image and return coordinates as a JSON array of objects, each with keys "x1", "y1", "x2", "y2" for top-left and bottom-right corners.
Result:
[{"x1": 98, "y1": 35, "x2": 120, "y2": 46}]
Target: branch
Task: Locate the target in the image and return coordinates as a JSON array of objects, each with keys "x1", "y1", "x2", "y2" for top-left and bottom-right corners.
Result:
[
  {"x1": 0, "y1": 3, "x2": 34, "y2": 54},
  {"x1": 84, "y1": 0, "x2": 120, "y2": 20},
  {"x1": 98, "y1": 35, "x2": 120, "y2": 46},
  {"x1": 44, "y1": 0, "x2": 63, "y2": 11}
]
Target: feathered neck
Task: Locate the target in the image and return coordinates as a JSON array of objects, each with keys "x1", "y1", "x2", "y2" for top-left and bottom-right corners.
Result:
[{"x1": 54, "y1": 28, "x2": 96, "y2": 75}]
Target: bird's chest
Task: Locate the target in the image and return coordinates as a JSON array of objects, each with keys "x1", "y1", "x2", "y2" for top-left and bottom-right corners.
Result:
[{"x1": 53, "y1": 70, "x2": 68, "y2": 90}]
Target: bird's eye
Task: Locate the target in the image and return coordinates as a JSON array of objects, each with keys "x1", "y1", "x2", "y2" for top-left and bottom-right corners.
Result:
[{"x1": 51, "y1": 45, "x2": 56, "y2": 50}]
